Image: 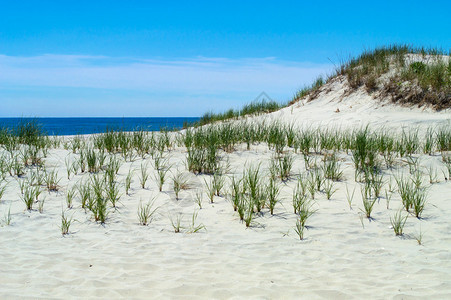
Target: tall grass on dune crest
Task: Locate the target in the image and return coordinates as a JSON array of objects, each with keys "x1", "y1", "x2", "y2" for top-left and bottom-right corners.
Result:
[{"x1": 288, "y1": 44, "x2": 450, "y2": 110}]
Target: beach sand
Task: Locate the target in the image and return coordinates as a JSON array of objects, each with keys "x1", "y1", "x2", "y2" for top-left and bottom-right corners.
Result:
[{"x1": 1, "y1": 83, "x2": 450, "y2": 299}]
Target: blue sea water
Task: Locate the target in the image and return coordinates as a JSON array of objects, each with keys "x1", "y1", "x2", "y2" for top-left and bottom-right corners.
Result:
[{"x1": 0, "y1": 117, "x2": 199, "y2": 136}]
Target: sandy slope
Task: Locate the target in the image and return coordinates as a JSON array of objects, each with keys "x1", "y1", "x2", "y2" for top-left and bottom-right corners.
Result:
[{"x1": 1, "y1": 85, "x2": 450, "y2": 299}]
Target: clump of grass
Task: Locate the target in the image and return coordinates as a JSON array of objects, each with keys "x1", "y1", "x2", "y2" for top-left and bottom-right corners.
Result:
[
  {"x1": 169, "y1": 213, "x2": 184, "y2": 233},
  {"x1": 243, "y1": 196, "x2": 254, "y2": 228},
  {"x1": 204, "y1": 177, "x2": 215, "y2": 203},
  {"x1": 229, "y1": 176, "x2": 242, "y2": 211},
  {"x1": 292, "y1": 179, "x2": 308, "y2": 214},
  {"x1": 360, "y1": 185, "x2": 376, "y2": 219},
  {"x1": 385, "y1": 189, "x2": 392, "y2": 210},
  {"x1": 61, "y1": 210, "x2": 73, "y2": 235},
  {"x1": 390, "y1": 210, "x2": 408, "y2": 236},
  {"x1": 187, "y1": 211, "x2": 206, "y2": 233},
  {"x1": 17, "y1": 178, "x2": 26, "y2": 195},
  {"x1": 137, "y1": 198, "x2": 158, "y2": 226},
  {"x1": 306, "y1": 172, "x2": 317, "y2": 199},
  {"x1": 396, "y1": 174, "x2": 428, "y2": 217},
  {"x1": 323, "y1": 180, "x2": 336, "y2": 200},
  {"x1": 236, "y1": 196, "x2": 246, "y2": 222},
  {"x1": 76, "y1": 180, "x2": 91, "y2": 209},
  {"x1": 274, "y1": 154, "x2": 294, "y2": 181},
  {"x1": 193, "y1": 189, "x2": 203, "y2": 209},
  {"x1": 172, "y1": 171, "x2": 188, "y2": 200},
  {"x1": 66, "y1": 187, "x2": 76, "y2": 209},
  {"x1": 139, "y1": 162, "x2": 149, "y2": 189},
  {"x1": 38, "y1": 197, "x2": 45, "y2": 213},
  {"x1": 21, "y1": 184, "x2": 39, "y2": 210},
  {"x1": 294, "y1": 200, "x2": 315, "y2": 240},
  {"x1": 414, "y1": 227, "x2": 423, "y2": 245},
  {"x1": 3, "y1": 206, "x2": 11, "y2": 226},
  {"x1": 345, "y1": 184, "x2": 356, "y2": 209},
  {"x1": 212, "y1": 171, "x2": 225, "y2": 197},
  {"x1": 266, "y1": 177, "x2": 280, "y2": 215},
  {"x1": 44, "y1": 169, "x2": 60, "y2": 191},
  {"x1": 105, "y1": 180, "x2": 121, "y2": 208},
  {"x1": 125, "y1": 168, "x2": 133, "y2": 195},
  {"x1": 427, "y1": 165, "x2": 439, "y2": 184},
  {"x1": 89, "y1": 174, "x2": 109, "y2": 224},
  {"x1": 154, "y1": 156, "x2": 170, "y2": 192},
  {"x1": 322, "y1": 153, "x2": 343, "y2": 181},
  {"x1": 244, "y1": 164, "x2": 264, "y2": 212}
]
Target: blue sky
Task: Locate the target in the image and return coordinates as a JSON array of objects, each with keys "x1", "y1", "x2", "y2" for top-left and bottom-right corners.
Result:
[{"x1": 1, "y1": 1, "x2": 450, "y2": 117}]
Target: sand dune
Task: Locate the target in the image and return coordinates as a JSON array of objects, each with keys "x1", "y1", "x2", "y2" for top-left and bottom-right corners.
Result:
[{"x1": 1, "y1": 82, "x2": 450, "y2": 299}]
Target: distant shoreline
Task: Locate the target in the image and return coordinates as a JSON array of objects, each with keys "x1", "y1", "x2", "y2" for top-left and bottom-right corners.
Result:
[{"x1": 0, "y1": 117, "x2": 200, "y2": 136}]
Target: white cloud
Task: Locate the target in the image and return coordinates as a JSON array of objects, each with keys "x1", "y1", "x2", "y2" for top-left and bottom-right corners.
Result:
[
  {"x1": 0, "y1": 54, "x2": 332, "y2": 92},
  {"x1": 0, "y1": 54, "x2": 333, "y2": 116}
]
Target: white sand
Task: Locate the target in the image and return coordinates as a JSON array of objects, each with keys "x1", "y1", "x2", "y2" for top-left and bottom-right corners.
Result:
[{"x1": 1, "y1": 83, "x2": 450, "y2": 299}]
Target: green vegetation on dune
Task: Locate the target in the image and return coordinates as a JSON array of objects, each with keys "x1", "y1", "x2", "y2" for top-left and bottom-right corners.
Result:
[
  {"x1": 197, "y1": 99, "x2": 283, "y2": 126},
  {"x1": 338, "y1": 45, "x2": 451, "y2": 109},
  {"x1": 198, "y1": 45, "x2": 450, "y2": 127}
]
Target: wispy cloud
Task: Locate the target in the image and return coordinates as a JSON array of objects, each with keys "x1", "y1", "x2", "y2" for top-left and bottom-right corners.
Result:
[{"x1": 0, "y1": 54, "x2": 333, "y2": 116}]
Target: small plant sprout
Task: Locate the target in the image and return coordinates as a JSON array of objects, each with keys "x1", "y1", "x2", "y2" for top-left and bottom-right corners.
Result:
[
  {"x1": 139, "y1": 162, "x2": 149, "y2": 189},
  {"x1": 61, "y1": 210, "x2": 73, "y2": 235},
  {"x1": 385, "y1": 189, "x2": 392, "y2": 209},
  {"x1": 204, "y1": 177, "x2": 215, "y2": 203},
  {"x1": 236, "y1": 196, "x2": 246, "y2": 222},
  {"x1": 193, "y1": 189, "x2": 203, "y2": 209},
  {"x1": 137, "y1": 198, "x2": 158, "y2": 226},
  {"x1": 169, "y1": 213, "x2": 184, "y2": 233},
  {"x1": 266, "y1": 177, "x2": 280, "y2": 215},
  {"x1": 412, "y1": 186, "x2": 428, "y2": 219},
  {"x1": 358, "y1": 212, "x2": 365, "y2": 229},
  {"x1": 294, "y1": 200, "x2": 315, "y2": 240},
  {"x1": 155, "y1": 165, "x2": 170, "y2": 192},
  {"x1": 65, "y1": 156, "x2": 73, "y2": 179},
  {"x1": 106, "y1": 180, "x2": 121, "y2": 208},
  {"x1": 414, "y1": 226, "x2": 423, "y2": 245},
  {"x1": 18, "y1": 178, "x2": 27, "y2": 195},
  {"x1": 323, "y1": 180, "x2": 336, "y2": 200},
  {"x1": 345, "y1": 184, "x2": 356, "y2": 209},
  {"x1": 21, "y1": 185, "x2": 37, "y2": 211},
  {"x1": 172, "y1": 171, "x2": 188, "y2": 200},
  {"x1": 125, "y1": 168, "x2": 133, "y2": 195},
  {"x1": 294, "y1": 217, "x2": 305, "y2": 240},
  {"x1": 66, "y1": 187, "x2": 76, "y2": 209},
  {"x1": 292, "y1": 181, "x2": 308, "y2": 214},
  {"x1": 390, "y1": 210, "x2": 408, "y2": 236},
  {"x1": 277, "y1": 154, "x2": 294, "y2": 181},
  {"x1": 3, "y1": 206, "x2": 11, "y2": 226},
  {"x1": 244, "y1": 197, "x2": 254, "y2": 228},
  {"x1": 188, "y1": 210, "x2": 206, "y2": 233},
  {"x1": 360, "y1": 186, "x2": 376, "y2": 219},
  {"x1": 38, "y1": 197, "x2": 45, "y2": 213},
  {"x1": 230, "y1": 176, "x2": 242, "y2": 211},
  {"x1": 212, "y1": 171, "x2": 225, "y2": 197},
  {"x1": 44, "y1": 169, "x2": 60, "y2": 191},
  {"x1": 427, "y1": 165, "x2": 439, "y2": 184},
  {"x1": 77, "y1": 180, "x2": 91, "y2": 209}
]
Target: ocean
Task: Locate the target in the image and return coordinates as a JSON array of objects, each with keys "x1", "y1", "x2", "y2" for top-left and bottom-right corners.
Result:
[{"x1": 0, "y1": 117, "x2": 200, "y2": 136}]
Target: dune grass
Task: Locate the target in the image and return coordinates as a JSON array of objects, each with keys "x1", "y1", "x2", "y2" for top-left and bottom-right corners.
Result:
[
  {"x1": 198, "y1": 99, "x2": 284, "y2": 126},
  {"x1": 137, "y1": 198, "x2": 158, "y2": 226},
  {"x1": 61, "y1": 210, "x2": 73, "y2": 235},
  {"x1": 390, "y1": 210, "x2": 408, "y2": 236}
]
